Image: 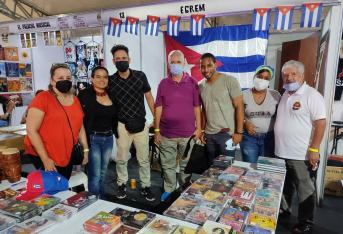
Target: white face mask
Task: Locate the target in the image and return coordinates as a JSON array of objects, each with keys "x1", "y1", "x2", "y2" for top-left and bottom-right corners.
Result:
[{"x1": 253, "y1": 78, "x2": 270, "y2": 91}]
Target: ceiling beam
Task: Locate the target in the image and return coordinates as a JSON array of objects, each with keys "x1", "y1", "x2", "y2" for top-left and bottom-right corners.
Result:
[{"x1": 0, "y1": 0, "x2": 49, "y2": 21}]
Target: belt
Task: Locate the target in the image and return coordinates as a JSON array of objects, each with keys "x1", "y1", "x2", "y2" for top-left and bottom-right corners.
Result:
[{"x1": 91, "y1": 130, "x2": 113, "y2": 137}]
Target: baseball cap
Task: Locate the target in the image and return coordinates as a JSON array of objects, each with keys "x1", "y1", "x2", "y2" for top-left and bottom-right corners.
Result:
[
  {"x1": 16, "y1": 170, "x2": 69, "y2": 201},
  {"x1": 255, "y1": 65, "x2": 274, "y2": 78}
]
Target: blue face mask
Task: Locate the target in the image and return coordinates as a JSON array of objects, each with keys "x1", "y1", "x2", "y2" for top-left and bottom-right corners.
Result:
[
  {"x1": 283, "y1": 82, "x2": 301, "y2": 92},
  {"x1": 170, "y1": 64, "x2": 183, "y2": 76}
]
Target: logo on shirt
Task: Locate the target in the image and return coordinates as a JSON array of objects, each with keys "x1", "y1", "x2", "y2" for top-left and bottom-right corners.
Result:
[{"x1": 292, "y1": 101, "x2": 301, "y2": 110}]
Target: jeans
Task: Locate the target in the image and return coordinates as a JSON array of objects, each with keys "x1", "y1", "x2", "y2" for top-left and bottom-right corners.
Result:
[
  {"x1": 205, "y1": 132, "x2": 235, "y2": 165},
  {"x1": 240, "y1": 131, "x2": 275, "y2": 163},
  {"x1": 88, "y1": 134, "x2": 113, "y2": 198},
  {"x1": 0, "y1": 120, "x2": 8, "y2": 127}
]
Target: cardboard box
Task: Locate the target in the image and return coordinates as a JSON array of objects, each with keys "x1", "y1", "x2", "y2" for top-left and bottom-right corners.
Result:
[{"x1": 324, "y1": 166, "x2": 343, "y2": 197}]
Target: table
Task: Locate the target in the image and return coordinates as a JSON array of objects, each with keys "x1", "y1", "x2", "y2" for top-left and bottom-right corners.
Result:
[
  {"x1": 0, "y1": 133, "x2": 24, "y2": 150},
  {"x1": 331, "y1": 121, "x2": 343, "y2": 154}
]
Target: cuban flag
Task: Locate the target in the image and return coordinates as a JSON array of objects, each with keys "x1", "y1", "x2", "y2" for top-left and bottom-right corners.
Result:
[
  {"x1": 252, "y1": 8, "x2": 271, "y2": 31},
  {"x1": 164, "y1": 25, "x2": 269, "y2": 88},
  {"x1": 125, "y1": 16, "x2": 140, "y2": 35},
  {"x1": 274, "y1": 6, "x2": 294, "y2": 30},
  {"x1": 107, "y1": 17, "x2": 122, "y2": 37},
  {"x1": 300, "y1": 3, "x2": 323, "y2": 28},
  {"x1": 145, "y1": 15, "x2": 160, "y2": 36},
  {"x1": 167, "y1": 15, "x2": 181, "y2": 36},
  {"x1": 190, "y1": 14, "x2": 205, "y2": 36}
]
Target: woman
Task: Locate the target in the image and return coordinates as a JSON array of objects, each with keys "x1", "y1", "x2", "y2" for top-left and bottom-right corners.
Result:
[
  {"x1": 240, "y1": 65, "x2": 281, "y2": 163},
  {"x1": 78, "y1": 66, "x2": 118, "y2": 198},
  {"x1": 25, "y1": 63, "x2": 89, "y2": 179}
]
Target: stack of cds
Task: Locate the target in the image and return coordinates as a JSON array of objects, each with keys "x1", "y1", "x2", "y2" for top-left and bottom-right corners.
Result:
[
  {"x1": 60, "y1": 191, "x2": 98, "y2": 211},
  {"x1": 257, "y1": 157, "x2": 286, "y2": 173},
  {"x1": 43, "y1": 204, "x2": 78, "y2": 222},
  {"x1": 83, "y1": 211, "x2": 120, "y2": 233},
  {"x1": 0, "y1": 199, "x2": 41, "y2": 222}
]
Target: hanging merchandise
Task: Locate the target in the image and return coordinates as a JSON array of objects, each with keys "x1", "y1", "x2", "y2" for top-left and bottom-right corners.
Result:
[
  {"x1": 76, "y1": 41, "x2": 86, "y2": 62},
  {"x1": 20, "y1": 33, "x2": 37, "y2": 48},
  {"x1": 190, "y1": 14, "x2": 205, "y2": 36},
  {"x1": 274, "y1": 6, "x2": 294, "y2": 31},
  {"x1": 64, "y1": 41, "x2": 77, "y2": 62},
  {"x1": 1, "y1": 34, "x2": 8, "y2": 43},
  {"x1": 300, "y1": 3, "x2": 323, "y2": 28},
  {"x1": 76, "y1": 60, "x2": 88, "y2": 78},
  {"x1": 56, "y1": 31, "x2": 63, "y2": 46},
  {"x1": 86, "y1": 38, "x2": 100, "y2": 78},
  {"x1": 145, "y1": 15, "x2": 160, "y2": 36},
  {"x1": 125, "y1": 16, "x2": 140, "y2": 35},
  {"x1": 107, "y1": 17, "x2": 122, "y2": 37},
  {"x1": 167, "y1": 15, "x2": 181, "y2": 37},
  {"x1": 252, "y1": 8, "x2": 271, "y2": 31}
]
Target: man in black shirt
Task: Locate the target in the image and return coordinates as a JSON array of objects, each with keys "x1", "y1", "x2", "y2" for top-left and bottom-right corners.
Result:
[{"x1": 108, "y1": 44, "x2": 155, "y2": 201}]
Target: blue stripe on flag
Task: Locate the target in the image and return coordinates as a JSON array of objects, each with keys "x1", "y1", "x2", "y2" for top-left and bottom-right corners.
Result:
[
  {"x1": 308, "y1": 10, "x2": 313, "y2": 27},
  {"x1": 281, "y1": 13, "x2": 286, "y2": 29},
  {"x1": 259, "y1": 14, "x2": 264, "y2": 30},
  {"x1": 288, "y1": 10, "x2": 294, "y2": 29},
  {"x1": 107, "y1": 18, "x2": 112, "y2": 35},
  {"x1": 300, "y1": 6, "x2": 306, "y2": 27},
  {"x1": 252, "y1": 10, "x2": 258, "y2": 30},
  {"x1": 315, "y1": 5, "x2": 322, "y2": 27},
  {"x1": 273, "y1": 11, "x2": 279, "y2": 29},
  {"x1": 216, "y1": 55, "x2": 265, "y2": 73}
]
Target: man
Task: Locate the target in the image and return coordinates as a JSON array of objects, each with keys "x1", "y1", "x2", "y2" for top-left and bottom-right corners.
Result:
[
  {"x1": 155, "y1": 50, "x2": 201, "y2": 201},
  {"x1": 108, "y1": 44, "x2": 155, "y2": 201},
  {"x1": 274, "y1": 60, "x2": 326, "y2": 234},
  {"x1": 199, "y1": 53, "x2": 244, "y2": 164}
]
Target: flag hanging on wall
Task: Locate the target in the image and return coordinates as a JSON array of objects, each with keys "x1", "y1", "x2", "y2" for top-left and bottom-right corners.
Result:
[
  {"x1": 145, "y1": 15, "x2": 160, "y2": 36},
  {"x1": 252, "y1": 8, "x2": 271, "y2": 31},
  {"x1": 107, "y1": 17, "x2": 122, "y2": 37},
  {"x1": 167, "y1": 15, "x2": 181, "y2": 36},
  {"x1": 125, "y1": 16, "x2": 140, "y2": 35},
  {"x1": 300, "y1": 3, "x2": 323, "y2": 28},
  {"x1": 190, "y1": 14, "x2": 205, "y2": 36},
  {"x1": 274, "y1": 6, "x2": 294, "y2": 30},
  {"x1": 164, "y1": 25, "x2": 269, "y2": 88}
]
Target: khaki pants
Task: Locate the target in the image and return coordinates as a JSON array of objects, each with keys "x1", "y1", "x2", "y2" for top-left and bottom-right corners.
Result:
[
  {"x1": 116, "y1": 122, "x2": 151, "y2": 188},
  {"x1": 159, "y1": 136, "x2": 192, "y2": 193}
]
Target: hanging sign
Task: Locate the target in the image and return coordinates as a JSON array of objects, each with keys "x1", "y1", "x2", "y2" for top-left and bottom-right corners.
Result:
[{"x1": 8, "y1": 19, "x2": 59, "y2": 33}]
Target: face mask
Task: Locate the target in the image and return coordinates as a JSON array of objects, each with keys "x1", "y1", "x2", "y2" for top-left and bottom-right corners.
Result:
[
  {"x1": 253, "y1": 78, "x2": 270, "y2": 91},
  {"x1": 55, "y1": 80, "x2": 72, "y2": 93},
  {"x1": 283, "y1": 82, "x2": 301, "y2": 92},
  {"x1": 169, "y1": 64, "x2": 183, "y2": 76},
  {"x1": 115, "y1": 61, "x2": 129, "y2": 72}
]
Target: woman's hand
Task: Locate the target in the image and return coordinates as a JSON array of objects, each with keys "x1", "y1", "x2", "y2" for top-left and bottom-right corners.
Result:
[
  {"x1": 42, "y1": 157, "x2": 57, "y2": 171},
  {"x1": 82, "y1": 151, "x2": 89, "y2": 165},
  {"x1": 245, "y1": 120, "x2": 256, "y2": 136}
]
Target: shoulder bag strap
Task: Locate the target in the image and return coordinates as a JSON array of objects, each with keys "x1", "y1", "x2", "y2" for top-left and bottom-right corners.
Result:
[{"x1": 182, "y1": 135, "x2": 195, "y2": 159}]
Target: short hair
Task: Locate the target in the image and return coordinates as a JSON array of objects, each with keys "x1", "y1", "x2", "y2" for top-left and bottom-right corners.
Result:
[
  {"x1": 168, "y1": 50, "x2": 185, "y2": 64},
  {"x1": 281, "y1": 60, "x2": 305, "y2": 75},
  {"x1": 50, "y1": 63, "x2": 70, "y2": 78},
  {"x1": 91, "y1": 66, "x2": 109, "y2": 78},
  {"x1": 200, "y1": 53, "x2": 216, "y2": 63},
  {"x1": 111, "y1": 44, "x2": 129, "y2": 57}
]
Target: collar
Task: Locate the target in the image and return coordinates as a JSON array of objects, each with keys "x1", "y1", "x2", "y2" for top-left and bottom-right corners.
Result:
[
  {"x1": 167, "y1": 72, "x2": 190, "y2": 84},
  {"x1": 286, "y1": 81, "x2": 307, "y2": 96},
  {"x1": 115, "y1": 69, "x2": 132, "y2": 80}
]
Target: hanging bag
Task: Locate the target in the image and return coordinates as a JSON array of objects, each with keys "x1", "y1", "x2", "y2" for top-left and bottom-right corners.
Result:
[{"x1": 183, "y1": 136, "x2": 209, "y2": 174}]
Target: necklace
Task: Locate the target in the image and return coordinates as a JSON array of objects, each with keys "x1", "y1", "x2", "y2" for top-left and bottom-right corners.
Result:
[{"x1": 94, "y1": 88, "x2": 107, "y2": 97}]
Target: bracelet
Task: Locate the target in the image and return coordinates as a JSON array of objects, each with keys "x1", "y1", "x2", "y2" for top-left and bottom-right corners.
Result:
[
  {"x1": 154, "y1": 128, "x2": 160, "y2": 132},
  {"x1": 308, "y1": 147, "x2": 319, "y2": 153},
  {"x1": 83, "y1": 149, "x2": 90, "y2": 153},
  {"x1": 235, "y1": 131, "x2": 244, "y2": 134}
]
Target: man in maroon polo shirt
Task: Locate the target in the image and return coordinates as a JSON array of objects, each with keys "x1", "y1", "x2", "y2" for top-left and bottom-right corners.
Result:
[{"x1": 155, "y1": 50, "x2": 202, "y2": 201}]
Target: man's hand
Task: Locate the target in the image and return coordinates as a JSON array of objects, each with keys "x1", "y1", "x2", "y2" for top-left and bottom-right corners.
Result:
[
  {"x1": 308, "y1": 152, "x2": 320, "y2": 169},
  {"x1": 200, "y1": 132, "x2": 206, "y2": 144},
  {"x1": 82, "y1": 152, "x2": 89, "y2": 165},
  {"x1": 232, "y1": 133, "x2": 243, "y2": 145},
  {"x1": 193, "y1": 129, "x2": 202, "y2": 140},
  {"x1": 42, "y1": 157, "x2": 57, "y2": 171},
  {"x1": 245, "y1": 121, "x2": 256, "y2": 136},
  {"x1": 154, "y1": 132, "x2": 161, "y2": 144}
]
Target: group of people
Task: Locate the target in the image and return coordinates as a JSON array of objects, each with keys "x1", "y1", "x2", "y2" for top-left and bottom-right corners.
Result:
[{"x1": 23, "y1": 44, "x2": 326, "y2": 234}]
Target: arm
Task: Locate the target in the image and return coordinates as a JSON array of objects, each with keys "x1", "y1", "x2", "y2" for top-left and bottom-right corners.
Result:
[
  {"x1": 232, "y1": 95, "x2": 244, "y2": 144},
  {"x1": 26, "y1": 108, "x2": 57, "y2": 171},
  {"x1": 154, "y1": 106, "x2": 162, "y2": 144},
  {"x1": 193, "y1": 106, "x2": 202, "y2": 140},
  {"x1": 200, "y1": 107, "x2": 207, "y2": 143},
  {"x1": 144, "y1": 91, "x2": 155, "y2": 117},
  {"x1": 78, "y1": 124, "x2": 89, "y2": 165},
  {"x1": 308, "y1": 118, "x2": 326, "y2": 168}
]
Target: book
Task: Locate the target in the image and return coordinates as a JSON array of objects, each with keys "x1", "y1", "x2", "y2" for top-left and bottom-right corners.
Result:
[
  {"x1": 7, "y1": 78, "x2": 21, "y2": 92},
  {"x1": 19, "y1": 78, "x2": 33, "y2": 91},
  {"x1": 5, "y1": 63, "x2": 19, "y2": 77},
  {"x1": 112, "y1": 225, "x2": 139, "y2": 234},
  {"x1": 30, "y1": 194, "x2": 61, "y2": 212},
  {"x1": 83, "y1": 211, "x2": 121, "y2": 233},
  {"x1": 244, "y1": 224, "x2": 272, "y2": 234},
  {"x1": 61, "y1": 191, "x2": 98, "y2": 211},
  {"x1": 4, "y1": 47, "x2": 19, "y2": 61},
  {"x1": 197, "y1": 220, "x2": 232, "y2": 234},
  {"x1": 43, "y1": 204, "x2": 78, "y2": 222},
  {"x1": 0, "y1": 213, "x2": 16, "y2": 231},
  {"x1": 164, "y1": 196, "x2": 198, "y2": 220},
  {"x1": 0, "y1": 78, "x2": 8, "y2": 92},
  {"x1": 18, "y1": 64, "x2": 32, "y2": 77},
  {"x1": 248, "y1": 213, "x2": 277, "y2": 231},
  {"x1": 0, "y1": 62, "x2": 6, "y2": 77},
  {"x1": 171, "y1": 226, "x2": 197, "y2": 234},
  {"x1": 137, "y1": 218, "x2": 177, "y2": 234},
  {"x1": 18, "y1": 216, "x2": 56, "y2": 233}
]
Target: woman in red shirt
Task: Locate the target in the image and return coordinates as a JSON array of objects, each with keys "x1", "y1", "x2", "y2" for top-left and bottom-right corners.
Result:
[{"x1": 25, "y1": 63, "x2": 89, "y2": 179}]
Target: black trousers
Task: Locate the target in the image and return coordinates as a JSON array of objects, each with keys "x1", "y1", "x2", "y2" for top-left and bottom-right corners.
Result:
[
  {"x1": 28, "y1": 155, "x2": 73, "y2": 180},
  {"x1": 281, "y1": 159, "x2": 317, "y2": 224}
]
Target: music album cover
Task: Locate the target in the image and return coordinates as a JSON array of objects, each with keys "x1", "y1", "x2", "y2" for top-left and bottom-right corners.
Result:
[
  {"x1": 0, "y1": 213, "x2": 16, "y2": 231},
  {"x1": 218, "y1": 173, "x2": 240, "y2": 183},
  {"x1": 195, "y1": 177, "x2": 217, "y2": 187},
  {"x1": 212, "y1": 155, "x2": 234, "y2": 169},
  {"x1": 164, "y1": 196, "x2": 198, "y2": 220},
  {"x1": 228, "y1": 187, "x2": 255, "y2": 203},
  {"x1": 238, "y1": 176, "x2": 262, "y2": 187},
  {"x1": 137, "y1": 218, "x2": 177, "y2": 234},
  {"x1": 19, "y1": 216, "x2": 56, "y2": 233},
  {"x1": 229, "y1": 199, "x2": 252, "y2": 212},
  {"x1": 185, "y1": 202, "x2": 222, "y2": 225},
  {"x1": 219, "y1": 207, "x2": 248, "y2": 223},
  {"x1": 0, "y1": 199, "x2": 39, "y2": 218},
  {"x1": 0, "y1": 77, "x2": 8, "y2": 92},
  {"x1": 234, "y1": 181, "x2": 257, "y2": 192},
  {"x1": 0, "y1": 47, "x2": 4, "y2": 60},
  {"x1": 0, "y1": 188, "x2": 18, "y2": 200},
  {"x1": 171, "y1": 226, "x2": 197, "y2": 234},
  {"x1": 18, "y1": 63, "x2": 32, "y2": 77},
  {"x1": 43, "y1": 204, "x2": 78, "y2": 222},
  {"x1": 255, "y1": 189, "x2": 280, "y2": 199},
  {"x1": 244, "y1": 225, "x2": 272, "y2": 234},
  {"x1": 254, "y1": 195, "x2": 279, "y2": 209},
  {"x1": 201, "y1": 167, "x2": 224, "y2": 179},
  {"x1": 110, "y1": 207, "x2": 135, "y2": 224},
  {"x1": 253, "y1": 205, "x2": 278, "y2": 218},
  {"x1": 5, "y1": 62, "x2": 19, "y2": 77},
  {"x1": 126, "y1": 210, "x2": 156, "y2": 229},
  {"x1": 112, "y1": 225, "x2": 139, "y2": 234},
  {"x1": 30, "y1": 194, "x2": 61, "y2": 212},
  {"x1": 7, "y1": 78, "x2": 21, "y2": 92},
  {"x1": 19, "y1": 78, "x2": 33, "y2": 91},
  {"x1": 218, "y1": 219, "x2": 243, "y2": 232},
  {"x1": 248, "y1": 213, "x2": 277, "y2": 231},
  {"x1": 61, "y1": 191, "x2": 98, "y2": 211},
  {"x1": 224, "y1": 166, "x2": 247, "y2": 176},
  {"x1": 245, "y1": 170, "x2": 265, "y2": 180},
  {"x1": 83, "y1": 211, "x2": 120, "y2": 233},
  {"x1": 211, "y1": 181, "x2": 234, "y2": 194},
  {"x1": 0, "y1": 62, "x2": 6, "y2": 77},
  {"x1": 203, "y1": 190, "x2": 228, "y2": 205},
  {"x1": 4, "y1": 47, "x2": 19, "y2": 61},
  {"x1": 197, "y1": 220, "x2": 232, "y2": 234}
]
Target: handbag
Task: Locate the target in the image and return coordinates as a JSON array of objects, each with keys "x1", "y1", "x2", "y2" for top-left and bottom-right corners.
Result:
[
  {"x1": 55, "y1": 95, "x2": 84, "y2": 165},
  {"x1": 183, "y1": 136, "x2": 209, "y2": 174},
  {"x1": 125, "y1": 117, "x2": 145, "y2": 134}
]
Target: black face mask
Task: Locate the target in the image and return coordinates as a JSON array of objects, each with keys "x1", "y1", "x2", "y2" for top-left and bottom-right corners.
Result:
[
  {"x1": 115, "y1": 61, "x2": 129, "y2": 72},
  {"x1": 55, "y1": 80, "x2": 72, "y2": 93}
]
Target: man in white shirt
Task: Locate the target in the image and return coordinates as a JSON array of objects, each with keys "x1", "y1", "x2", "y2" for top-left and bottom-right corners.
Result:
[{"x1": 274, "y1": 60, "x2": 326, "y2": 234}]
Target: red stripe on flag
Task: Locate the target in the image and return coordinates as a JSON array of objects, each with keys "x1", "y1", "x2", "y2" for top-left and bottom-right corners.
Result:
[
  {"x1": 127, "y1": 16, "x2": 139, "y2": 24},
  {"x1": 148, "y1": 15, "x2": 159, "y2": 23},
  {"x1": 191, "y1": 14, "x2": 205, "y2": 22},
  {"x1": 256, "y1": 8, "x2": 270, "y2": 16},
  {"x1": 169, "y1": 15, "x2": 180, "y2": 23},
  {"x1": 304, "y1": 3, "x2": 321, "y2": 11},
  {"x1": 277, "y1": 6, "x2": 293, "y2": 15}
]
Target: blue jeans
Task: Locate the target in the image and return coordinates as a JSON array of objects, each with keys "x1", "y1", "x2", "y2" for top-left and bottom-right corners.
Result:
[
  {"x1": 240, "y1": 131, "x2": 275, "y2": 163},
  {"x1": 88, "y1": 134, "x2": 113, "y2": 198},
  {"x1": 0, "y1": 120, "x2": 8, "y2": 127},
  {"x1": 205, "y1": 132, "x2": 235, "y2": 165}
]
